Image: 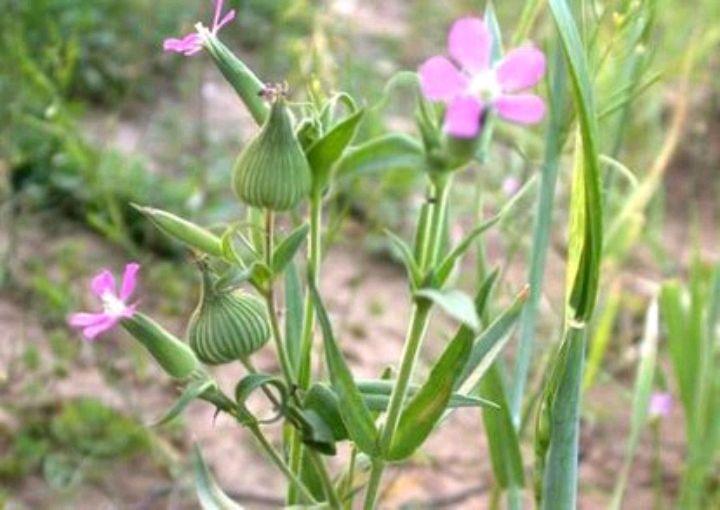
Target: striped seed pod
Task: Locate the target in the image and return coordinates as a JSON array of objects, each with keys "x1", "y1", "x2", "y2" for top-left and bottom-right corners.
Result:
[
  {"x1": 232, "y1": 95, "x2": 311, "y2": 211},
  {"x1": 187, "y1": 269, "x2": 270, "y2": 364}
]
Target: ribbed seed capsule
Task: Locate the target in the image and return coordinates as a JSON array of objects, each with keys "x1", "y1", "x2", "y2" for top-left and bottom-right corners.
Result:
[
  {"x1": 187, "y1": 270, "x2": 270, "y2": 364},
  {"x1": 232, "y1": 96, "x2": 311, "y2": 211}
]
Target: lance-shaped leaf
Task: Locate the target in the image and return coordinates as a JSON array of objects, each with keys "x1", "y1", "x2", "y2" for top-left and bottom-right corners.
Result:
[
  {"x1": 272, "y1": 223, "x2": 309, "y2": 275},
  {"x1": 307, "y1": 109, "x2": 365, "y2": 193},
  {"x1": 309, "y1": 283, "x2": 379, "y2": 455},
  {"x1": 335, "y1": 133, "x2": 424, "y2": 180},
  {"x1": 434, "y1": 217, "x2": 500, "y2": 287},
  {"x1": 153, "y1": 378, "x2": 216, "y2": 426},
  {"x1": 385, "y1": 229, "x2": 422, "y2": 288},
  {"x1": 480, "y1": 366, "x2": 525, "y2": 489},
  {"x1": 456, "y1": 286, "x2": 529, "y2": 393},
  {"x1": 285, "y1": 261, "x2": 304, "y2": 374},
  {"x1": 386, "y1": 325, "x2": 472, "y2": 461},
  {"x1": 415, "y1": 288, "x2": 480, "y2": 332},
  {"x1": 192, "y1": 443, "x2": 243, "y2": 510}
]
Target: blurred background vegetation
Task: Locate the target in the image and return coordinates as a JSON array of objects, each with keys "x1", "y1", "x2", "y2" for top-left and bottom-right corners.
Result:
[{"x1": 0, "y1": 0, "x2": 718, "y2": 508}]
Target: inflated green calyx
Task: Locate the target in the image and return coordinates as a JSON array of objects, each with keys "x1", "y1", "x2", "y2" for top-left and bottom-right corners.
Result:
[
  {"x1": 187, "y1": 269, "x2": 270, "y2": 364},
  {"x1": 232, "y1": 94, "x2": 311, "y2": 210}
]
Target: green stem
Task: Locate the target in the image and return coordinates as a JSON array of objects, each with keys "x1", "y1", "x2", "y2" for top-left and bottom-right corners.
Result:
[
  {"x1": 247, "y1": 422, "x2": 318, "y2": 504},
  {"x1": 264, "y1": 209, "x2": 297, "y2": 389},
  {"x1": 363, "y1": 459, "x2": 385, "y2": 510},
  {"x1": 299, "y1": 192, "x2": 323, "y2": 388},
  {"x1": 308, "y1": 450, "x2": 341, "y2": 508},
  {"x1": 363, "y1": 175, "x2": 452, "y2": 509},
  {"x1": 343, "y1": 447, "x2": 358, "y2": 510},
  {"x1": 288, "y1": 193, "x2": 323, "y2": 505}
]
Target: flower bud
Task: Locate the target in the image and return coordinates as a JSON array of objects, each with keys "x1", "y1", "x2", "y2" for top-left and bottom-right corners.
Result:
[
  {"x1": 121, "y1": 313, "x2": 200, "y2": 379},
  {"x1": 187, "y1": 270, "x2": 270, "y2": 364},
  {"x1": 232, "y1": 96, "x2": 311, "y2": 211},
  {"x1": 133, "y1": 204, "x2": 223, "y2": 257},
  {"x1": 202, "y1": 32, "x2": 269, "y2": 126}
]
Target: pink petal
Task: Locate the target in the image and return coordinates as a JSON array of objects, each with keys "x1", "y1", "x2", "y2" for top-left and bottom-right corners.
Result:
[
  {"x1": 216, "y1": 9, "x2": 236, "y2": 31},
  {"x1": 418, "y1": 56, "x2": 467, "y2": 101},
  {"x1": 213, "y1": 0, "x2": 225, "y2": 28},
  {"x1": 91, "y1": 270, "x2": 116, "y2": 298},
  {"x1": 82, "y1": 316, "x2": 120, "y2": 341},
  {"x1": 444, "y1": 96, "x2": 484, "y2": 138},
  {"x1": 496, "y1": 46, "x2": 546, "y2": 92},
  {"x1": 448, "y1": 17, "x2": 492, "y2": 74},
  {"x1": 68, "y1": 312, "x2": 108, "y2": 327},
  {"x1": 120, "y1": 263, "x2": 140, "y2": 301},
  {"x1": 163, "y1": 34, "x2": 202, "y2": 55},
  {"x1": 495, "y1": 94, "x2": 546, "y2": 124}
]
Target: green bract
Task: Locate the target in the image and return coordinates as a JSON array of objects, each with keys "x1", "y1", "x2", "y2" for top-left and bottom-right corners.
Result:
[
  {"x1": 232, "y1": 98, "x2": 311, "y2": 211},
  {"x1": 187, "y1": 270, "x2": 270, "y2": 364}
]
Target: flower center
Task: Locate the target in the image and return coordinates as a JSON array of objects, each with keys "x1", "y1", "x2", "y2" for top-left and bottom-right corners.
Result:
[
  {"x1": 102, "y1": 292, "x2": 127, "y2": 317},
  {"x1": 468, "y1": 70, "x2": 501, "y2": 102}
]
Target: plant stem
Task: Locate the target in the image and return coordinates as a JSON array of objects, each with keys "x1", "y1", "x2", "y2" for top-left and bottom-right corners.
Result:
[
  {"x1": 363, "y1": 175, "x2": 452, "y2": 509},
  {"x1": 308, "y1": 449, "x2": 341, "y2": 508},
  {"x1": 246, "y1": 421, "x2": 318, "y2": 504},
  {"x1": 288, "y1": 193, "x2": 323, "y2": 505},
  {"x1": 299, "y1": 192, "x2": 323, "y2": 388},
  {"x1": 363, "y1": 459, "x2": 386, "y2": 510},
  {"x1": 343, "y1": 447, "x2": 358, "y2": 510},
  {"x1": 264, "y1": 209, "x2": 297, "y2": 389}
]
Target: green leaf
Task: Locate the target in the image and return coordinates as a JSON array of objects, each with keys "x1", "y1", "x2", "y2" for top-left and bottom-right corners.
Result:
[
  {"x1": 285, "y1": 261, "x2": 304, "y2": 374},
  {"x1": 303, "y1": 383, "x2": 348, "y2": 441},
  {"x1": 307, "y1": 109, "x2": 365, "y2": 193},
  {"x1": 510, "y1": 41, "x2": 570, "y2": 420},
  {"x1": 480, "y1": 366, "x2": 525, "y2": 488},
  {"x1": 550, "y1": 0, "x2": 603, "y2": 323},
  {"x1": 539, "y1": 326, "x2": 586, "y2": 510},
  {"x1": 153, "y1": 378, "x2": 216, "y2": 426},
  {"x1": 335, "y1": 133, "x2": 424, "y2": 180},
  {"x1": 235, "y1": 373, "x2": 289, "y2": 419},
  {"x1": 415, "y1": 288, "x2": 480, "y2": 332},
  {"x1": 272, "y1": 223, "x2": 309, "y2": 275},
  {"x1": 309, "y1": 282, "x2": 379, "y2": 455},
  {"x1": 434, "y1": 217, "x2": 499, "y2": 286},
  {"x1": 192, "y1": 443, "x2": 243, "y2": 510},
  {"x1": 355, "y1": 380, "x2": 498, "y2": 410},
  {"x1": 384, "y1": 229, "x2": 422, "y2": 288},
  {"x1": 457, "y1": 287, "x2": 529, "y2": 393},
  {"x1": 386, "y1": 325, "x2": 472, "y2": 460}
]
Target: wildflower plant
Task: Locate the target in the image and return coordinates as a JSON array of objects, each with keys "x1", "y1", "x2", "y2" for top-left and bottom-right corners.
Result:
[{"x1": 68, "y1": 1, "x2": 608, "y2": 508}]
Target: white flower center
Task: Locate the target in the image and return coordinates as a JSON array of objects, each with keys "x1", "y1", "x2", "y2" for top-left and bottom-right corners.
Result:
[
  {"x1": 102, "y1": 292, "x2": 127, "y2": 317},
  {"x1": 468, "y1": 69, "x2": 501, "y2": 102}
]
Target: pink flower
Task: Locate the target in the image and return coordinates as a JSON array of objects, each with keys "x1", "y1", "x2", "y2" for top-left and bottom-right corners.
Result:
[
  {"x1": 419, "y1": 17, "x2": 546, "y2": 138},
  {"x1": 68, "y1": 263, "x2": 140, "y2": 340},
  {"x1": 163, "y1": 0, "x2": 236, "y2": 56},
  {"x1": 649, "y1": 392, "x2": 673, "y2": 419}
]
